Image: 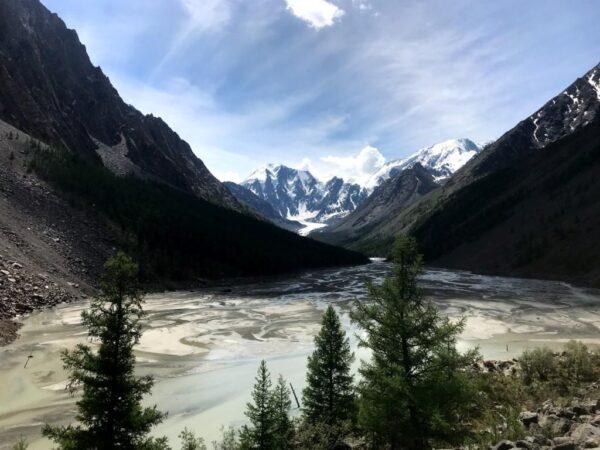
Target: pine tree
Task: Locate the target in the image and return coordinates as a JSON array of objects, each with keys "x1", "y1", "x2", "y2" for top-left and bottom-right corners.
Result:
[
  {"x1": 351, "y1": 236, "x2": 480, "y2": 450},
  {"x1": 179, "y1": 428, "x2": 207, "y2": 450},
  {"x1": 43, "y1": 253, "x2": 168, "y2": 450},
  {"x1": 240, "y1": 360, "x2": 276, "y2": 450},
  {"x1": 272, "y1": 375, "x2": 294, "y2": 450},
  {"x1": 302, "y1": 306, "x2": 355, "y2": 427}
]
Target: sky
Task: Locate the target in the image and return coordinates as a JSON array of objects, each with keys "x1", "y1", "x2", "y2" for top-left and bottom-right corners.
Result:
[{"x1": 43, "y1": 0, "x2": 600, "y2": 184}]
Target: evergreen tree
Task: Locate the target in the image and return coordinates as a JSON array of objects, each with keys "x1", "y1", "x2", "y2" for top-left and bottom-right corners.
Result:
[
  {"x1": 179, "y1": 428, "x2": 207, "y2": 450},
  {"x1": 240, "y1": 360, "x2": 276, "y2": 450},
  {"x1": 302, "y1": 306, "x2": 355, "y2": 426},
  {"x1": 351, "y1": 236, "x2": 480, "y2": 450},
  {"x1": 43, "y1": 253, "x2": 168, "y2": 450},
  {"x1": 272, "y1": 375, "x2": 294, "y2": 450}
]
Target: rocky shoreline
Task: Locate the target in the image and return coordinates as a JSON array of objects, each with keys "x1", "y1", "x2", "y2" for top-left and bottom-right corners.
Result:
[
  {"x1": 491, "y1": 393, "x2": 600, "y2": 450},
  {"x1": 0, "y1": 253, "x2": 80, "y2": 345},
  {"x1": 478, "y1": 361, "x2": 600, "y2": 450}
]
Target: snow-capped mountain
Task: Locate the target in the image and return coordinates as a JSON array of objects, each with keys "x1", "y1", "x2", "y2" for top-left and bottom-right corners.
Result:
[
  {"x1": 241, "y1": 164, "x2": 368, "y2": 234},
  {"x1": 365, "y1": 138, "x2": 481, "y2": 189}
]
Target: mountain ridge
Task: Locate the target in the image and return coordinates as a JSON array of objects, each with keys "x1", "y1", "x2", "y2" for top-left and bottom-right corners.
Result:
[
  {"x1": 0, "y1": 0, "x2": 240, "y2": 209},
  {"x1": 319, "y1": 62, "x2": 600, "y2": 286}
]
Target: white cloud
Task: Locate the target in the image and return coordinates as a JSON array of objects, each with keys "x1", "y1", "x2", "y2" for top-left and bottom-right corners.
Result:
[
  {"x1": 320, "y1": 145, "x2": 385, "y2": 185},
  {"x1": 180, "y1": 0, "x2": 232, "y2": 32},
  {"x1": 213, "y1": 170, "x2": 243, "y2": 183},
  {"x1": 285, "y1": 0, "x2": 344, "y2": 29}
]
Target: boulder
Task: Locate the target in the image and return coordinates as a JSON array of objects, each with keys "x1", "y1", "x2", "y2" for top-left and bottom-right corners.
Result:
[
  {"x1": 551, "y1": 443, "x2": 577, "y2": 450},
  {"x1": 570, "y1": 423, "x2": 600, "y2": 447},
  {"x1": 492, "y1": 440, "x2": 516, "y2": 450},
  {"x1": 540, "y1": 415, "x2": 573, "y2": 435},
  {"x1": 520, "y1": 411, "x2": 539, "y2": 427}
]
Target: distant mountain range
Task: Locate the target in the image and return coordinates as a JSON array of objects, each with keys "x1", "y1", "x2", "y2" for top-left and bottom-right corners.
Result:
[
  {"x1": 228, "y1": 139, "x2": 481, "y2": 234},
  {"x1": 317, "y1": 62, "x2": 600, "y2": 286},
  {"x1": 234, "y1": 164, "x2": 368, "y2": 235}
]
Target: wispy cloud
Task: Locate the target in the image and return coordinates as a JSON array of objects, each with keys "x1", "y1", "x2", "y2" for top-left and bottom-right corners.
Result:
[
  {"x1": 44, "y1": 0, "x2": 600, "y2": 182},
  {"x1": 180, "y1": 0, "x2": 232, "y2": 31},
  {"x1": 285, "y1": 0, "x2": 344, "y2": 29}
]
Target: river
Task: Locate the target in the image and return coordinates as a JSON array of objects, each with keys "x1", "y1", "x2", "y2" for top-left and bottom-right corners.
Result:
[{"x1": 1, "y1": 260, "x2": 600, "y2": 448}]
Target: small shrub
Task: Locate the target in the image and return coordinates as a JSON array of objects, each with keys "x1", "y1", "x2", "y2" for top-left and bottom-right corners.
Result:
[
  {"x1": 179, "y1": 428, "x2": 207, "y2": 450},
  {"x1": 558, "y1": 341, "x2": 598, "y2": 386},
  {"x1": 519, "y1": 347, "x2": 557, "y2": 385},
  {"x1": 11, "y1": 437, "x2": 28, "y2": 450},
  {"x1": 211, "y1": 426, "x2": 239, "y2": 450}
]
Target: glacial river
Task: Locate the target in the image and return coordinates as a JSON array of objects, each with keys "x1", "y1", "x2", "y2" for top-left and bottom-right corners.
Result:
[{"x1": 1, "y1": 260, "x2": 600, "y2": 449}]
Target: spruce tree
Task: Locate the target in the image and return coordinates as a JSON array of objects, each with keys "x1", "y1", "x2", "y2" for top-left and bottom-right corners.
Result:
[
  {"x1": 179, "y1": 428, "x2": 207, "y2": 450},
  {"x1": 43, "y1": 253, "x2": 168, "y2": 450},
  {"x1": 302, "y1": 306, "x2": 355, "y2": 426},
  {"x1": 351, "y1": 236, "x2": 480, "y2": 450},
  {"x1": 240, "y1": 360, "x2": 276, "y2": 450},
  {"x1": 272, "y1": 375, "x2": 294, "y2": 450}
]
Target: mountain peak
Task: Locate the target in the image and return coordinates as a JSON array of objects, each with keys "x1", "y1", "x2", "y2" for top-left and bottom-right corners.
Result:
[{"x1": 365, "y1": 138, "x2": 481, "y2": 189}]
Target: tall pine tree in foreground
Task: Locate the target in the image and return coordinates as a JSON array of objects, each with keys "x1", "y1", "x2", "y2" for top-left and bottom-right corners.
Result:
[
  {"x1": 43, "y1": 253, "x2": 168, "y2": 450},
  {"x1": 240, "y1": 360, "x2": 276, "y2": 450},
  {"x1": 272, "y1": 375, "x2": 294, "y2": 450},
  {"x1": 302, "y1": 306, "x2": 355, "y2": 426},
  {"x1": 351, "y1": 236, "x2": 480, "y2": 450}
]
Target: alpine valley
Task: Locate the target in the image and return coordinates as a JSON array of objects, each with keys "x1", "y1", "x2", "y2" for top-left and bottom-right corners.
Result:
[{"x1": 2, "y1": 2, "x2": 600, "y2": 450}]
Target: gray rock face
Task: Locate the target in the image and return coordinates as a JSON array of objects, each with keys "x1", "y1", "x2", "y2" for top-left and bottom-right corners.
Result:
[
  {"x1": 0, "y1": 0, "x2": 240, "y2": 209},
  {"x1": 242, "y1": 164, "x2": 368, "y2": 226},
  {"x1": 223, "y1": 182, "x2": 302, "y2": 232}
]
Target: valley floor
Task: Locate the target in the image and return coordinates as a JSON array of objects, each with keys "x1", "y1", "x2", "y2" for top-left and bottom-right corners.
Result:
[{"x1": 2, "y1": 261, "x2": 600, "y2": 448}]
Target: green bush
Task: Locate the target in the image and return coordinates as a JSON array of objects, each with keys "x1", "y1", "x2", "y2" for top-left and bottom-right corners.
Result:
[
  {"x1": 560, "y1": 340, "x2": 598, "y2": 383},
  {"x1": 519, "y1": 347, "x2": 557, "y2": 385}
]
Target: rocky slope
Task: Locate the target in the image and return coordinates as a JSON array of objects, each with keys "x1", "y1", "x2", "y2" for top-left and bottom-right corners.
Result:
[
  {"x1": 315, "y1": 164, "x2": 439, "y2": 249},
  {"x1": 0, "y1": 0, "x2": 239, "y2": 209},
  {"x1": 0, "y1": 120, "x2": 115, "y2": 344}
]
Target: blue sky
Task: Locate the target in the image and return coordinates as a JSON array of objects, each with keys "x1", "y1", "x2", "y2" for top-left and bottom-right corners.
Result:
[{"x1": 44, "y1": 0, "x2": 600, "y2": 183}]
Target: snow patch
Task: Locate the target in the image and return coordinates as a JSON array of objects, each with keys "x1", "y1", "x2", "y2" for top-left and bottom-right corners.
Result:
[
  {"x1": 365, "y1": 138, "x2": 481, "y2": 189},
  {"x1": 588, "y1": 70, "x2": 600, "y2": 101}
]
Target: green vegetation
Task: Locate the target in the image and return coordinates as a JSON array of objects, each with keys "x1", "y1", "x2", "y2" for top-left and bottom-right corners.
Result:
[
  {"x1": 302, "y1": 306, "x2": 355, "y2": 426},
  {"x1": 42, "y1": 253, "x2": 168, "y2": 450},
  {"x1": 351, "y1": 236, "x2": 481, "y2": 449},
  {"x1": 519, "y1": 341, "x2": 600, "y2": 399},
  {"x1": 239, "y1": 361, "x2": 293, "y2": 450},
  {"x1": 300, "y1": 306, "x2": 355, "y2": 448},
  {"x1": 179, "y1": 428, "x2": 207, "y2": 450},
  {"x1": 28, "y1": 146, "x2": 367, "y2": 282},
  {"x1": 35, "y1": 238, "x2": 600, "y2": 450},
  {"x1": 11, "y1": 437, "x2": 28, "y2": 450}
]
